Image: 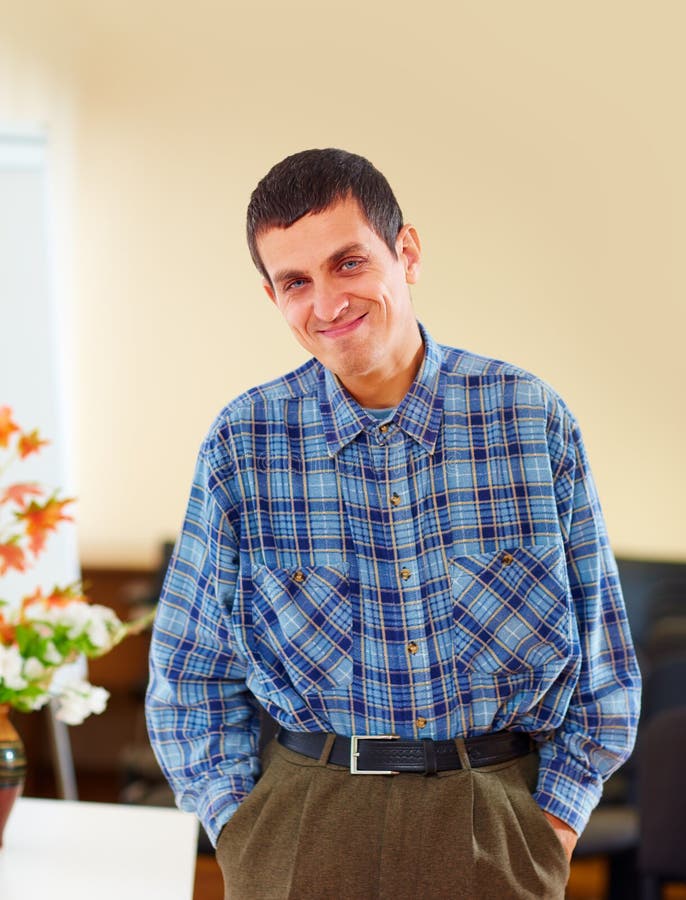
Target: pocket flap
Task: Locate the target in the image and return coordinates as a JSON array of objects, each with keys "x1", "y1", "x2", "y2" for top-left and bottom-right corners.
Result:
[{"x1": 450, "y1": 544, "x2": 570, "y2": 674}]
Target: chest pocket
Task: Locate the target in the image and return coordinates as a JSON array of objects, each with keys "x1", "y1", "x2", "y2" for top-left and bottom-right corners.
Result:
[
  {"x1": 250, "y1": 562, "x2": 353, "y2": 695},
  {"x1": 450, "y1": 543, "x2": 570, "y2": 675}
]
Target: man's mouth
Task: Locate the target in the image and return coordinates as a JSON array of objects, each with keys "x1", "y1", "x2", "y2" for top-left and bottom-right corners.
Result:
[{"x1": 318, "y1": 313, "x2": 367, "y2": 338}]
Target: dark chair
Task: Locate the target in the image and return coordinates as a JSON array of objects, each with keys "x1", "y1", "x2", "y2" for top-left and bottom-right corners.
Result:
[
  {"x1": 641, "y1": 655, "x2": 686, "y2": 724},
  {"x1": 643, "y1": 581, "x2": 686, "y2": 663},
  {"x1": 645, "y1": 580, "x2": 686, "y2": 625},
  {"x1": 637, "y1": 706, "x2": 686, "y2": 898}
]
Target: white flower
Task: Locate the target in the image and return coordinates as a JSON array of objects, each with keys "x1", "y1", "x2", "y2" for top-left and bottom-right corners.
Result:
[
  {"x1": 23, "y1": 656, "x2": 46, "y2": 680},
  {"x1": 57, "y1": 602, "x2": 91, "y2": 637},
  {"x1": 0, "y1": 644, "x2": 28, "y2": 690},
  {"x1": 53, "y1": 679, "x2": 110, "y2": 725},
  {"x1": 44, "y1": 641, "x2": 63, "y2": 665},
  {"x1": 27, "y1": 691, "x2": 51, "y2": 711},
  {"x1": 23, "y1": 605, "x2": 56, "y2": 627},
  {"x1": 26, "y1": 601, "x2": 121, "y2": 650},
  {"x1": 83, "y1": 604, "x2": 121, "y2": 649}
]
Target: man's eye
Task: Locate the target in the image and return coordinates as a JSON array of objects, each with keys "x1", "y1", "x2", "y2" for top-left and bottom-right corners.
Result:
[
  {"x1": 340, "y1": 259, "x2": 361, "y2": 271},
  {"x1": 285, "y1": 278, "x2": 307, "y2": 292}
]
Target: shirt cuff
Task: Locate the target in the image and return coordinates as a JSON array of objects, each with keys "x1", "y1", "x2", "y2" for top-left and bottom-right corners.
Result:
[
  {"x1": 186, "y1": 772, "x2": 257, "y2": 848},
  {"x1": 533, "y1": 739, "x2": 604, "y2": 835}
]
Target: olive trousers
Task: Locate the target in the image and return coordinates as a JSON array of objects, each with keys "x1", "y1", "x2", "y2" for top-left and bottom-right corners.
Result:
[{"x1": 216, "y1": 738, "x2": 570, "y2": 900}]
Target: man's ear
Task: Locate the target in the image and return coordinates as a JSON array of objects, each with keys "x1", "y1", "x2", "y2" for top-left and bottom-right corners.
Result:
[
  {"x1": 263, "y1": 280, "x2": 277, "y2": 305},
  {"x1": 397, "y1": 224, "x2": 422, "y2": 285}
]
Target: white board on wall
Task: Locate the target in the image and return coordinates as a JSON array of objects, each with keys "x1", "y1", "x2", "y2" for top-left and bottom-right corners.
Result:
[{"x1": 0, "y1": 130, "x2": 80, "y2": 606}]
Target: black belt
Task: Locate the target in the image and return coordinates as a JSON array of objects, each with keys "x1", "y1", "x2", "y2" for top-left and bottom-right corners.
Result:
[{"x1": 277, "y1": 728, "x2": 533, "y2": 775}]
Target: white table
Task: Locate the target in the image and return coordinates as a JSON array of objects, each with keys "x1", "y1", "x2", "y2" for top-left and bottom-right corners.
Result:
[{"x1": 0, "y1": 797, "x2": 199, "y2": 900}]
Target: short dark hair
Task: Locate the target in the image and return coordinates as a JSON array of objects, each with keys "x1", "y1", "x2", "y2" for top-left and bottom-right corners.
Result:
[{"x1": 247, "y1": 148, "x2": 404, "y2": 281}]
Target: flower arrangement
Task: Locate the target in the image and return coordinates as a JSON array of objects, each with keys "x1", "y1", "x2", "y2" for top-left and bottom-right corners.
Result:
[{"x1": 0, "y1": 406, "x2": 153, "y2": 725}]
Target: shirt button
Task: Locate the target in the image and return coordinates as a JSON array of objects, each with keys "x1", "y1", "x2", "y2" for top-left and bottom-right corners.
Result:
[
  {"x1": 501, "y1": 553, "x2": 514, "y2": 566},
  {"x1": 379, "y1": 423, "x2": 390, "y2": 433},
  {"x1": 400, "y1": 567, "x2": 412, "y2": 581},
  {"x1": 390, "y1": 492, "x2": 401, "y2": 506},
  {"x1": 293, "y1": 570, "x2": 306, "y2": 583},
  {"x1": 416, "y1": 717, "x2": 427, "y2": 729},
  {"x1": 407, "y1": 641, "x2": 419, "y2": 655}
]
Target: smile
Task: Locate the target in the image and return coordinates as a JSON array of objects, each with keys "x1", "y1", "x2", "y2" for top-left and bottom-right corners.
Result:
[{"x1": 318, "y1": 314, "x2": 367, "y2": 338}]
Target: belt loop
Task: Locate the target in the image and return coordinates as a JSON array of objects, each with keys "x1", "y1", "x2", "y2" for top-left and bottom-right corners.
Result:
[
  {"x1": 317, "y1": 733, "x2": 337, "y2": 766},
  {"x1": 422, "y1": 738, "x2": 438, "y2": 776},
  {"x1": 453, "y1": 737, "x2": 471, "y2": 769}
]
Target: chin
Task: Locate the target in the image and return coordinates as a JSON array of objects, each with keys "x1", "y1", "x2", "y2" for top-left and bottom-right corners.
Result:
[{"x1": 328, "y1": 355, "x2": 377, "y2": 381}]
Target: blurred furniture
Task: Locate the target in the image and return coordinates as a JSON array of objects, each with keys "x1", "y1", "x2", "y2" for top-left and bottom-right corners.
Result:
[
  {"x1": 570, "y1": 559, "x2": 686, "y2": 898},
  {"x1": 574, "y1": 804, "x2": 640, "y2": 900},
  {"x1": 46, "y1": 701, "x2": 78, "y2": 800},
  {"x1": 0, "y1": 797, "x2": 198, "y2": 899},
  {"x1": 638, "y1": 707, "x2": 686, "y2": 899},
  {"x1": 616, "y1": 558, "x2": 686, "y2": 653},
  {"x1": 643, "y1": 580, "x2": 686, "y2": 665},
  {"x1": 642, "y1": 656, "x2": 686, "y2": 724}
]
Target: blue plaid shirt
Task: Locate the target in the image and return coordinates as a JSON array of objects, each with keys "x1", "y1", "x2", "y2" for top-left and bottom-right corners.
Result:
[{"x1": 146, "y1": 326, "x2": 640, "y2": 845}]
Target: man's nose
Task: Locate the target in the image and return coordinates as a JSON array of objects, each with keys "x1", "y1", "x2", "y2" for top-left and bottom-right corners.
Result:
[{"x1": 312, "y1": 284, "x2": 349, "y2": 322}]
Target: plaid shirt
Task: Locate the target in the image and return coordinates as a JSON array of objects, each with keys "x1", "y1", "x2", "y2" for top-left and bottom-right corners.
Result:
[{"x1": 146, "y1": 326, "x2": 640, "y2": 845}]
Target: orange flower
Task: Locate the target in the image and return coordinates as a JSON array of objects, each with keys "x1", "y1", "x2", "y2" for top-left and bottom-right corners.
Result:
[
  {"x1": 16, "y1": 496, "x2": 74, "y2": 556},
  {"x1": 0, "y1": 482, "x2": 43, "y2": 508},
  {"x1": 45, "y1": 585, "x2": 86, "y2": 607},
  {"x1": 20, "y1": 588, "x2": 47, "y2": 616},
  {"x1": 18, "y1": 429, "x2": 49, "y2": 459},
  {"x1": 0, "y1": 540, "x2": 26, "y2": 575},
  {"x1": 0, "y1": 612, "x2": 16, "y2": 644},
  {"x1": 0, "y1": 406, "x2": 19, "y2": 448},
  {"x1": 21, "y1": 584, "x2": 88, "y2": 614}
]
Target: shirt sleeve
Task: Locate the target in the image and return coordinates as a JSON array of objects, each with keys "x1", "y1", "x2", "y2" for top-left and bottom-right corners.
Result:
[
  {"x1": 145, "y1": 434, "x2": 261, "y2": 847},
  {"x1": 533, "y1": 396, "x2": 642, "y2": 835}
]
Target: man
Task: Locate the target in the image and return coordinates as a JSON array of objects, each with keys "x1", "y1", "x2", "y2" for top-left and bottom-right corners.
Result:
[{"x1": 146, "y1": 149, "x2": 641, "y2": 899}]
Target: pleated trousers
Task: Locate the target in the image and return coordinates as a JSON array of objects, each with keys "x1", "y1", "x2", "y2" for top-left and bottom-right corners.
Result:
[{"x1": 215, "y1": 737, "x2": 570, "y2": 900}]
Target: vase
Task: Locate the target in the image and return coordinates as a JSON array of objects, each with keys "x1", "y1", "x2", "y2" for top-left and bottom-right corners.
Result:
[{"x1": 0, "y1": 703, "x2": 26, "y2": 848}]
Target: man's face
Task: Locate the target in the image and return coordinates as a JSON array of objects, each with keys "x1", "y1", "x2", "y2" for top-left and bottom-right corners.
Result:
[{"x1": 258, "y1": 197, "x2": 422, "y2": 405}]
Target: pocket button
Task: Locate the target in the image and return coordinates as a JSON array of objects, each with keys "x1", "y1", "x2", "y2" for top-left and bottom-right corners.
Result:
[
  {"x1": 501, "y1": 552, "x2": 514, "y2": 566},
  {"x1": 293, "y1": 570, "x2": 306, "y2": 583}
]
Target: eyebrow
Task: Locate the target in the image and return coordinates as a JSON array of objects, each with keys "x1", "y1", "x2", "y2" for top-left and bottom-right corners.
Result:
[{"x1": 272, "y1": 242, "x2": 370, "y2": 288}]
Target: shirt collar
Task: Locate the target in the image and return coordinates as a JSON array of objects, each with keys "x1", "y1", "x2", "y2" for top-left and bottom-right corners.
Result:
[{"x1": 318, "y1": 323, "x2": 445, "y2": 457}]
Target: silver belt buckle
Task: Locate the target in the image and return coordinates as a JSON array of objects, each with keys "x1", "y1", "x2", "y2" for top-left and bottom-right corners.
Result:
[{"x1": 350, "y1": 734, "x2": 399, "y2": 775}]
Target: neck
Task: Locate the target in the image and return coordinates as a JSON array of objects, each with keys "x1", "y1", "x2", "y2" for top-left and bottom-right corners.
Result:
[{"x1": 340, "y1": 331, "x2": 425, "y2": 408}]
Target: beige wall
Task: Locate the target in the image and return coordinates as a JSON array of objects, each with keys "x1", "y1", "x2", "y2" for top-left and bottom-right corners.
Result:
[{"x1": 1, "y1": 1, "x2": 684, "y2": 566}]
